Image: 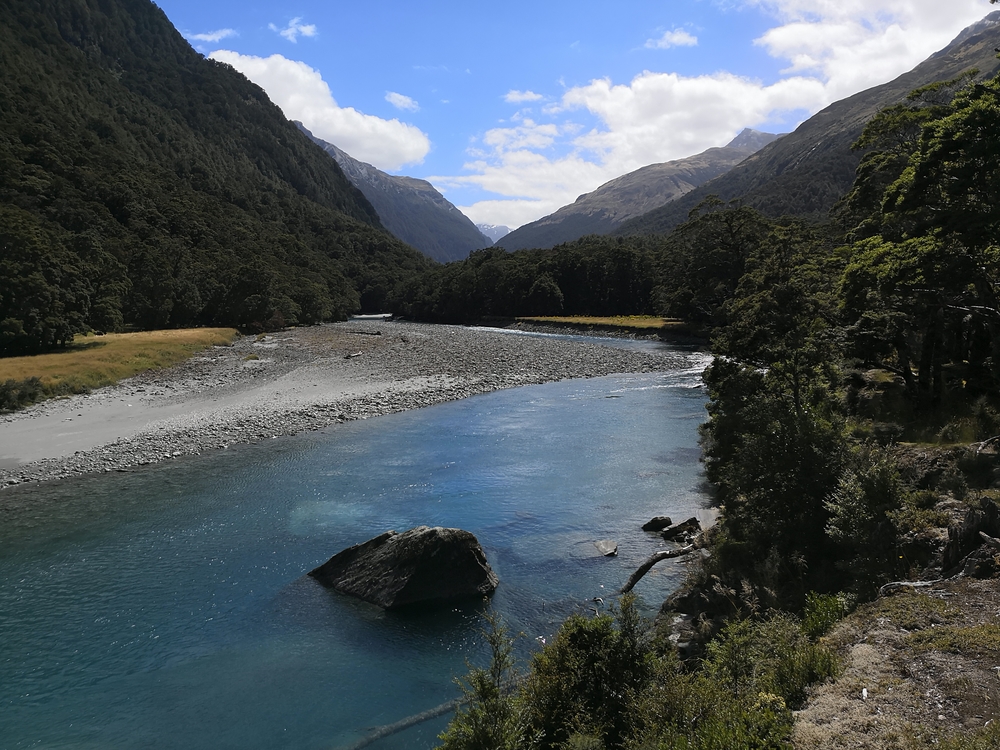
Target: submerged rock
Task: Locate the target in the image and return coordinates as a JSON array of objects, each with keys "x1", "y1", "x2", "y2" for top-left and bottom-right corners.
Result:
[
  {"x1": 308, "y1": 526, "x2": 499, "y2": 609},
  {"x1": 594, "y1": 539, "x2": 618, "y2": 556}
]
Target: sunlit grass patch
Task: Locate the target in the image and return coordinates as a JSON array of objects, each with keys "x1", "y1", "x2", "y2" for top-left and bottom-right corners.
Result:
[
  {"x1": 0, "y1": 328, "x2": 238, "y2": 410},
  {"x1": 906, "y1": 624, "x2": 1000, "y2": 655},
  {"x1": 859, "y1": 592, "x2": 960, "y2": 632},
  {"x1": 517, "y1": 315, "x2": 685, "y2": 331}
]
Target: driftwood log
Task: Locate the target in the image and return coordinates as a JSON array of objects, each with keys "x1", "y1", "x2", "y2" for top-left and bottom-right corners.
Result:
[
  {"x1": 619, "y1": 546, "x2": 694, "y2": 593},
  {"x1": 878, "y1": 579, "x2": 943, "y2": 596}
]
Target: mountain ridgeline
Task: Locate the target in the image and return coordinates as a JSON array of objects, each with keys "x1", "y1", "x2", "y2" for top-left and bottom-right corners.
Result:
[
  {"x1": 299, "y1": 124, "x2": 492, "y2": 262},
  {"x1": 498, "y1": 129, "x2": 781, "y2": 251},
  {"x1": 615, "y1": 12, "x2": 1000, "y2": 236},
  {"x1": 0, "y1": 0, "x2": 431, "y2": 355}
]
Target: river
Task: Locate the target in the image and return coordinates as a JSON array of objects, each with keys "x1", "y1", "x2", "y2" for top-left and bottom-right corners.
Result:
[{"x1": 0, "y1": 339, "x2": 711, "y2": 749}]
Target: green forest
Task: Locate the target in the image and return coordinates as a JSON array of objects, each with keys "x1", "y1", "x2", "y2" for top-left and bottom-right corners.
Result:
[
  {"x1": 428, "y1": 70, "x2": 1000, "y2": 750},
  {"x1": 0, "y1": 0, "x2": 430, "y2": 356},
  {"x1": 5, "y1": 0, "x2": 1000, "y2": 746}
]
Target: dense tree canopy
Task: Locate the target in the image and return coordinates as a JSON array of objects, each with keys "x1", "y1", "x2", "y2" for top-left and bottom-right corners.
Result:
[{"x1": 0, "y1": 0, "x2": 431, "y2": 354}]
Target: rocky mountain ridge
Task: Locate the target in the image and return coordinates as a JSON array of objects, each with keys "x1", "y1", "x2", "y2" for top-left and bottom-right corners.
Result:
[
  {"x1": 299, "y1": 124, "x2": 489, "y2": 263},
  {"x1": 498, "y1": 129, "x2": 780, "y2": 251}
]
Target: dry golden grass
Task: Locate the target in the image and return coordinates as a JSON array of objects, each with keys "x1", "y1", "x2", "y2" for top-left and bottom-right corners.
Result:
[
  {"x1": 0, "y1": 328, "x2": 239, "y2": 394},
  {"x1": 516, "y1": 315, "x2": 685, "y2": 331}
]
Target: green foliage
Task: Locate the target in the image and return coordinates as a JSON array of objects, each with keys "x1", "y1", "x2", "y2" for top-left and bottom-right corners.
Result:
[
  {"x1": 439, "y1": 610, "x2": 535, "y2": 750},
  {"x1": 0, "y1": 0, "x2": 430, "y2": 353},
  {"x1": 824, "y1": 445, "x2": 908, "y2": 594},
  {"x1": 703, "y1": 616, "x2": 837, "y2": 709},
  {"x1": 629, "y1": 673, "x2": 793, "y2": 750},
  {"x1": 840, "y1": 72, "x2": 1000, "y2": 407},
  {"x1": 801, "y1": 592, "x2": 853, "y2": 639},
  {"x1": 0, "y1": 376, "x2": 45, "y2": 412},
  {"x1": 393, "y1": 236, "x2": 660, "y2": 322},
  {"x1": 522, "y1": 595, "x2": 652, "y2": 750},
  {"x1": 654, "y1": 199, "x2": 773, "y2": 325}
]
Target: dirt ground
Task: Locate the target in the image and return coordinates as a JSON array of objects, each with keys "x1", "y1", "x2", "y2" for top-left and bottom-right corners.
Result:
[{"x1": 793, "y1": 578, "x2": 1000, "y2": 749}]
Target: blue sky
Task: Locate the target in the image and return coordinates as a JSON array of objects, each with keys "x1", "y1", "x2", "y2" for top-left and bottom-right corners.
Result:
[{"x1": 158, "y1": 0, "x2": 995, "y2": 228}]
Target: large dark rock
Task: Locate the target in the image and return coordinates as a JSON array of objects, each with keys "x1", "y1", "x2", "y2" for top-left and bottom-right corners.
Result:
[
  {"x1": 308, "y1": 526, "x2": 499, "y2": 609},
  {"x1": 641, "y1": 516, "x2": 673, "y2": 532}
]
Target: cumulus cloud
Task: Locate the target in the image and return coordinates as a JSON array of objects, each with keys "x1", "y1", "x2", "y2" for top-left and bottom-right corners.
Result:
[
  {"x1": 268, "y1": 17, "x2": 317, "y2": 43},
  {"x1": 210, "y1": 51, "x2": 430, "y2": 170},
  {"x1": 749, "y1": 0, "x2": 990, "y2": 100},
  {"x1": 645, "y1": 29, "x2": 698, "y2": 49},
  {"x1": 441, "y1": 0, "x2": 994, "y2": 228},
  {"x1": 504, "y1": 90, "x2": 544, "y2": 103},
  {"x1": 385, "y1": 91, "x2": 419, "y2": 111},
  {"x1": 186, "y1": 28, "x2": 237, "y2": 43}
]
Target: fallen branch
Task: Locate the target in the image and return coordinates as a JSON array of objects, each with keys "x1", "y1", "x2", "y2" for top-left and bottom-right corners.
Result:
[
  {"x1": 619, "y1": 546, "x2": 694, "y2": 594},
  {"x1": 878, "y1": 579, "x2": 943, "y2": 597},
  {"x1": 979, "y1": 531, "x2": 1000, "y2": 551},
  {"x1": 338, "y1": 697, "x2": 464, "y2": 750}
]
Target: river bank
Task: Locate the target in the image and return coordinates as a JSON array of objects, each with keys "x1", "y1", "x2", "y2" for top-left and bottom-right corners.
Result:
[{"x1": 0, "y1": 320, "x2": 701, "y2": 489}]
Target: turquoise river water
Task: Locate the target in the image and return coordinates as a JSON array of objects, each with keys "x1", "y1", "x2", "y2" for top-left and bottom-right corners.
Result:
[{"x1": 0, "y1": 336, "x2": 712, "y2": 749}]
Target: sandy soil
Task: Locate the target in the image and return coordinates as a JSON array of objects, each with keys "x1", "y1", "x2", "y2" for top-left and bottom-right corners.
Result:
[{"x1": 0, "y1": 320, "x2": 700, "y2": 488}]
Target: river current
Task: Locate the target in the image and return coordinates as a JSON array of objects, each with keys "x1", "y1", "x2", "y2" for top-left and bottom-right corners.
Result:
[{"x1": 0, "y1": 335, "x2": 712, "y2": 749}]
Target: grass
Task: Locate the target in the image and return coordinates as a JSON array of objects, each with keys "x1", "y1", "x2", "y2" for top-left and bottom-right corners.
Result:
[
  {"x1": 906, "y1": 624, "x2": 1000, "y2": 655},
  {"x1": 516, "y1": 315, "x2": 688, "y2": 331},
  {"x1": 0, "y1": 328, "x2": 238, "y2": 410}
]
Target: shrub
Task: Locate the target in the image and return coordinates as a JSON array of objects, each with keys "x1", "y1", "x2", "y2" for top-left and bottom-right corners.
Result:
[{"x1": 801, "y1": 591, "x2": 853, "y2": 639}]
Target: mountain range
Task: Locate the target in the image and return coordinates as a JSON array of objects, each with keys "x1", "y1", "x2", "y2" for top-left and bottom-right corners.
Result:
[
  {"x1": 498, "y1": 129, "x2": 781, "y2": 251},
  {"x1": 616, "y1": 11, "x2": 1000, "y2": 236},
  {"x1": 299, "y1": 125, "x2": 491, "y2": 262}
]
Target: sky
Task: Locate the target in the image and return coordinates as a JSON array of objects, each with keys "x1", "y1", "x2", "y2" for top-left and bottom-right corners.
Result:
[{"x1": 157, "y1": 0, "x2": 996, "y2": 229}]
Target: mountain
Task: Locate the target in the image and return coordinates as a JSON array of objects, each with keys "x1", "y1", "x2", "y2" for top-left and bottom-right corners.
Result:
[
  {"x1": 477, "y1": 224, "x2": 511, "y2": 245},
  {"x1": 617, "y1": 12, "x2": 1000, "y2": 236},
  {"x1": 299, "y1": 125, "x2": 488, "y2": 263},
  {"x1": 498, "y1": 129, "x2": 780, "y2": 251},
  {"x1": 0, "y1": 0, "x2": 430, "y2": 354}
]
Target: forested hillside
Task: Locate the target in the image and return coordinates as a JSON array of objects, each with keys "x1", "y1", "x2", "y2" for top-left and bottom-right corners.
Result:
[{"x1": 0, "y1": 0, "x2": 431, "y2": 355}]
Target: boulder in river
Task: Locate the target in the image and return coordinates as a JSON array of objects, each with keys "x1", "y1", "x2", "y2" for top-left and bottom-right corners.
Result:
[
  {"x1": 308, "y1": 526, "x2": 499, "y2": 609},
  {"x1": 641, "y1": 516, "x2": 673, "y2": 532}
]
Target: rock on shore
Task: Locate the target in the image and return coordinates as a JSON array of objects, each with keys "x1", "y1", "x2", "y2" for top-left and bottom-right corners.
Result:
[{"x1": 308, "y1": 526, "x2": 499, "y2": 608}]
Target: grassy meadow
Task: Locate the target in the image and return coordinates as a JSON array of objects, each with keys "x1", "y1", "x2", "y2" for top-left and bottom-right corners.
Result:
[
  {"x1": 517, "y1": 315, "x2": 690, "y2": 332},
  {"x1": 0, "y1": 328, "x2": 239, "y2": 410}
]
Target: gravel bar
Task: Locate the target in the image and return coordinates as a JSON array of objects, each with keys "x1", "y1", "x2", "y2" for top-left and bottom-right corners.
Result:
[{"x1": 0, "y1": 320, "x2": 705, "y2": 489}]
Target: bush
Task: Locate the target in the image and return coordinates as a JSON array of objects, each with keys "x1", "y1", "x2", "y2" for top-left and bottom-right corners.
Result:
[
  {"x1": 801, "y1": 591, "x2": 853, "y2": 639},
  {"x1": 0, "y1": 377, "x2": 44, "y2": 412},
  {"x1": 705, "y1": 615, "x2": 837, "y2": 709},
  {"x1": 522, "y1": 595, "x2": 652, "y2": 750}
]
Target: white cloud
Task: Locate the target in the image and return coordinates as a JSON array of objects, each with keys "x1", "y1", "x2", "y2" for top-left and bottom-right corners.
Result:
[
  {"x1": 385, "y1": 91, "x2": 420, "y2": 111},
  {"x1": 268, "y1": 17, "x2": 317, "y2": 43},
  {"x1": 210, "y1": 51, "x2": 430, "y2": 171},
  {"x1": 186, "y1": 28, "x2": 237, "y2": 43},
  {"x1": 749, "y1": 0, "x2": 991, "y2": 100},
  {"x1": 437, "y1": 0, "x2": 995, "y2": 228},
  {"x1": 504, "y1": 90, "x2": 544, "y2": 103},
  {"x1": 645, "y1": 29, "x2": 699, "y2": 49}
]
